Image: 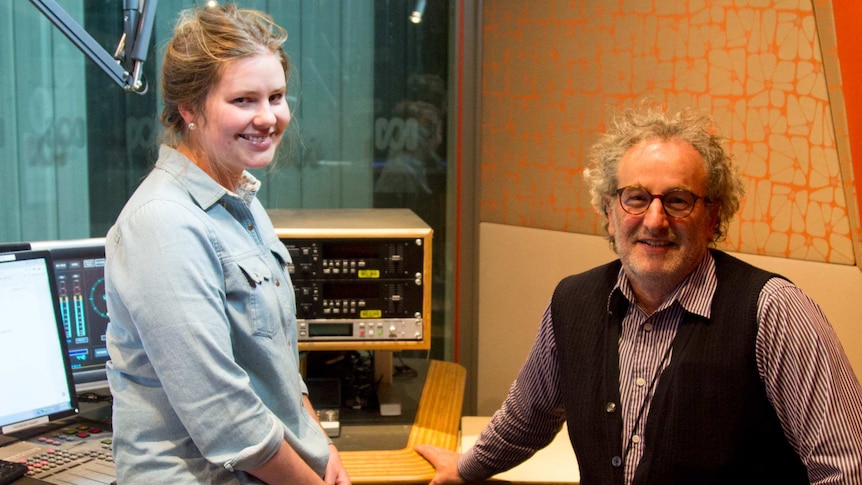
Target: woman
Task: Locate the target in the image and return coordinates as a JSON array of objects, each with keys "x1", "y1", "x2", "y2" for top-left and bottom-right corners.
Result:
[{"x1": 105, "y1": 5, "x2": 350, "y2": 484}]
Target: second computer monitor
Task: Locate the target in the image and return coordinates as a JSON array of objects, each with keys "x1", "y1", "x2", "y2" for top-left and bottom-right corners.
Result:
[{"x1": 31, "y1": 238, "x2": 109, "y2": 392}]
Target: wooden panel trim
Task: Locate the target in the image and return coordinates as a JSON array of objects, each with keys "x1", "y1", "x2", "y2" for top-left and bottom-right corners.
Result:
[{"x1": 339, "y1": 360, "x2": 466, "y2": 484}]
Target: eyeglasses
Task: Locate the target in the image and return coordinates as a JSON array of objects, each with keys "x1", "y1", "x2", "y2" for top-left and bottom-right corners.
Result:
[{"x1": 615, "y1": 186, "x2": 705, "y2": 219}]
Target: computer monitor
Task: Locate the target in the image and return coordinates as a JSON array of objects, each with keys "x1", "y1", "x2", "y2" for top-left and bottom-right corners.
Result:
[
  {"x1": 0, "y1": 250, "x2": 79, "y2": 443},
  {"x1": 30, "y1": 238, "x2": 109, "y2": 393}
]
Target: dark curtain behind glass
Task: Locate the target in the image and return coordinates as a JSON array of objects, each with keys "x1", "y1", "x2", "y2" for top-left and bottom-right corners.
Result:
[{"x1": 372, "y1": 1, "x2": 449, "y2": 356}]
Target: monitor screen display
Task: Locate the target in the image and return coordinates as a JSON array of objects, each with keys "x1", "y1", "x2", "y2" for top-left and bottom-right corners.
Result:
[
  {"x1": 31, "y1": 239, "x2": 109, "y2": 392},
  {"x1": 0, "y1": 250, "x2": 78, "y2": 439}
]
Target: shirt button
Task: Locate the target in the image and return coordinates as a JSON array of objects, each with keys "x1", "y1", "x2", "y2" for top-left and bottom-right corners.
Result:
[
  {"x1": 631, "y1": 435, "x2": 641, "y2": 444},
  {"x1": 605, "y1": 402, "x2": 616, "y2": 413},
  {"x1": 636, "y1": 377, "x2": 646, "y2": 386},
  {"x1": 643, "y1": 323, "x2": 653, "y2": 331},
  {"x1": 275, "y1": 280, "x2": 280, "y2": 287},
  {"x1": 247, "y1": 224, "x2": 254, "y2": 231},
  {"x1": 611, "y1": 456, "x2": 622, "y2": 467}
]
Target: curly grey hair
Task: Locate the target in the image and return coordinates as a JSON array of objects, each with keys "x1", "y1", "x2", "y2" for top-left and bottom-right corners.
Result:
[{"x1": 583, "y1": 103, "x2": 744, "y2": 244}]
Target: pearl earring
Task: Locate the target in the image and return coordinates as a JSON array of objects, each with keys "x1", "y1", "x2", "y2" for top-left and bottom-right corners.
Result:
[{"x1": 188, "y1": 122, "x2": 196, "y2": 131}]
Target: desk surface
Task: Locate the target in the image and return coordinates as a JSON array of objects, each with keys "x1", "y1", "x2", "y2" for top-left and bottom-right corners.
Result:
[{"x1": 460, "y1": 416, "x2": 580, "y2": 484}]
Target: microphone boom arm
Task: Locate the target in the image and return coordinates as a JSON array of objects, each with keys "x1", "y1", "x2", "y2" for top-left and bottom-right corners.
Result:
[{"x1": 29, "y1": 0, "x2": 156, "y2": 94}]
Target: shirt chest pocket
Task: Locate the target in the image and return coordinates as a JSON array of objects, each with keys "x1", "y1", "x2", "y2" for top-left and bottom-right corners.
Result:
[{"x1": 231, "y1": 255, "x2": 282, "y2": 339}]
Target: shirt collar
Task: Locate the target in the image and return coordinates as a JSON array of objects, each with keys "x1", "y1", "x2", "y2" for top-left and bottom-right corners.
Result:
[
  {"x1": 609, "y1": 251, "x2": 717, "y2": 320},
  {"x1": 155, "y1": 145, "x2": 260, "y2": 209},
  {"x1": 235, "y1": 172, "x2": 261, "y2": 206}
]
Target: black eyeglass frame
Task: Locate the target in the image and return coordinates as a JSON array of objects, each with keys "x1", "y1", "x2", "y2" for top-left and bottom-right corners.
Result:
[{"x1": 614, "y1": 186, "x2": 706, "y2": 219}]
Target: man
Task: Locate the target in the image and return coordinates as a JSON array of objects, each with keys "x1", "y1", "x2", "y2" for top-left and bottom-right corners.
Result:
[{"x1": 415, "y1": 104, "x2": 862, "y2": 484}]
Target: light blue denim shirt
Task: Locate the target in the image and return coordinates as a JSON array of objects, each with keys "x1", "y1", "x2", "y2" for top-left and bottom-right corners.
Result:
[{"x1": 105, "y1": 145, "x2": 329, "y2": 483}]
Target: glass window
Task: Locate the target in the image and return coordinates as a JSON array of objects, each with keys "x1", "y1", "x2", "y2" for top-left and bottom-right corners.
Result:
[{"x1": 0, "y1": 1, "x2": 453, "y2": 360}]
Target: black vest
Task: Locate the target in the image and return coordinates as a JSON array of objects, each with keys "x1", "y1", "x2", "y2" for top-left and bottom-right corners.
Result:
[{"x1": 550, "y1": 250, "x2": 808, "y2": 485}]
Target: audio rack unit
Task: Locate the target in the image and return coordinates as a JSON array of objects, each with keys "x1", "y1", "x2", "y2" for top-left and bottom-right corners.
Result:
[{"x1": 269, "y1": 208, "x2": 432, "y2": 353}]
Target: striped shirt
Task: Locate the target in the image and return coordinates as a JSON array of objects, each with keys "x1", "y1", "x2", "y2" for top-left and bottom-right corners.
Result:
[{"x1": 458, "y1": 253, "x2": 862, "y2": 484}]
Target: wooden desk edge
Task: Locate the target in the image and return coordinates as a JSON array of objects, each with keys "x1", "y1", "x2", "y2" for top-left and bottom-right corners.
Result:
[{"x1": 339, "y1": 360, "x2": 466, "y2": 484}]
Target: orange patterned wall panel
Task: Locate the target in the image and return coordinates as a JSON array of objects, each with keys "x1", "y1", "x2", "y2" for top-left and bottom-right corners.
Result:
[{"x1": 480, "y1": 0, "x2": 858, "y2": 265}]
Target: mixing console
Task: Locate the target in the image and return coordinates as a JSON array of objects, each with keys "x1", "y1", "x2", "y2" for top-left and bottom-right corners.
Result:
[{"x1": 0, "y1": 421, "x2": 114, "y2": 485}]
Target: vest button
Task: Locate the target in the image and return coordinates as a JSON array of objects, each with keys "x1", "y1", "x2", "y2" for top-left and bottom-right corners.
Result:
[
  {"x1": 611, "y1": 456, "x2": 622, "y2": 467},
  {"x1": 605, "y1": 402, "x2": 616, "y2": 413}
]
